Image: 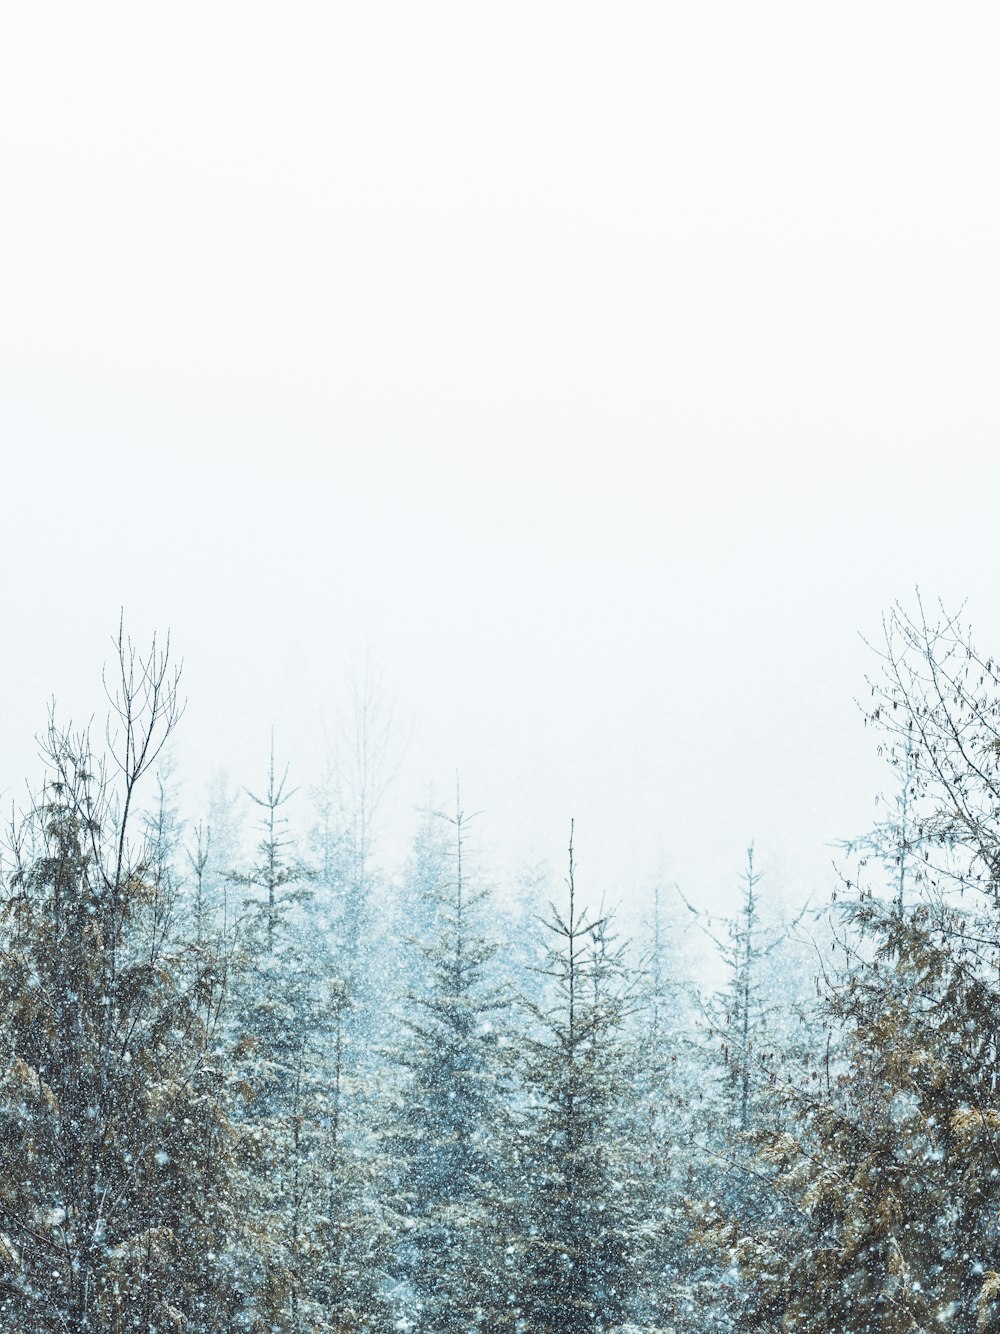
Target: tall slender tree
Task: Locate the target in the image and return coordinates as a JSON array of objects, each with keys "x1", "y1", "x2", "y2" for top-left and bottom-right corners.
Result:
[
  {"x1": 510, "y1": 824, "x2": 640, "y2": 1333},
  {"x1": 387, "y1": 786, "x2": 507, "y2": 1332},
  {"x1": 235, "y1": 734, "x2": 312, "y2": 952},
  {"x1": 0, "y1": 625, "x2": 248, "y2": 1333}
]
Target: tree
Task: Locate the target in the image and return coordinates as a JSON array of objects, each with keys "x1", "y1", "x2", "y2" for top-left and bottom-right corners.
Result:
[
  {"x1": 510, "y1": 824, "x2": 640, "y2": 1334},
  {"x1": 187, "y1": 769, "x2": 245, "y2": 946},
  {"x1": 330, "y1": 656, "x2": 398, "y2": 994},
  {"x1": 712, "y1": 846, "x2": 796, "y2": 1142},
  {"x1": 704, "y1": 600, "x2": 1000, "y2": 1332},
  {"x1": 234, "y1": 734, "x2": 312, "y2": 953},
  {"x1": 628, "y1": 885, "x2": 720, "y2": 1332},
  {"x1": 711, "y1": 890, "x2": 1000, "y2": 1334},
  {"x1": 680, "y1": 843, "x2": 808, "y2": 1326},
  {"x1": 307, "y1": 977, "x2": 393, "y2": 1333},
  {"x1": 389, "y1": 803, "x2": 450, "y2": 997},
  {"x1": 860, "y1": 595, "x2": 1000, "y2": 907},
  {"x1": 227, "y1": 741, "x2": 342, "y2": 1331},
  {"x1": 0, "y1": 624, "x2": 249, "y2": 1333},
  {"x1": 386, "y1": 788, "x2": 507, "y2": 1333}
]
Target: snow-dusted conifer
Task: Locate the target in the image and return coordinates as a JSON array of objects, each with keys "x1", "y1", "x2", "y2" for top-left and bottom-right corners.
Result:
[
  {"x1": 703, "y1": 602, "x2": 1000, "y2": 1331},
  {"x1": 385, "y1": 790, "x2": 507, "y2": 1332},
  {"x1": 0, "y1": 627, "x2": 248, "y2": 1333},
  {"x1": 510, "y1": 824, "x2": 640, "y2": 1333}
]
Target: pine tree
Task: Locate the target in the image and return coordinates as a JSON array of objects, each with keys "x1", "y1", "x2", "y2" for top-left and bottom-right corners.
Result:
[
  {"x1": 226, "y1": 740, "x2": 392, "y2": 1333},
  {"x1": 683, "y1": 847, "x2": 789, "y2": 1148},
  {"x1": 628, "y1": 886, "x2": 720, "y2": 1332},
  {"x1": 510, "y1": 824, "x2": 640, "y2": 1334},
  {"x1": 702, "y1": 601, "x2": 1000, "y2": 1332},
  {"x1": 0, "y1": 626, "x2": 248, "y2": 1333},
  {"x1": 226, "y1": 742, "x2": 339, "y2": 1331},
  {"x1": 187, "y1": 770, "x2": 244, "y2": 946},
  {"x1": 234, "y1": 735, "x2": 313, "y2": 952},
  {"x1": 308, "y1": 977, "x2": 393, "y2": 1332},
  {"x1": 390, "y1": 803, "x2": 450, "y2": 996},
  {"x1": 386, "y1": 790, "x2": 507, "y2": 1333},
  {"x1": 709, "y1": 890, "x2": 1000, "y2": 1334},
  {"x1": 327, "y1": 657, "x2": 397, "y2": 1015}
]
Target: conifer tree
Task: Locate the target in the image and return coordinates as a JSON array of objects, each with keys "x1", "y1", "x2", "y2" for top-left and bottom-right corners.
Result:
[
  {"x1": 682, "y1": 847, "x2": 788, "y2": 1147},
  {"x1": 386, "y1": 790, "x2": 507, "y2": 1333},
  {"x1": 629, "y1": 886, "x2": 718, "y2": 1331},
  {"x1": 684, "y1": 845, "x2": 810, "y2": 1266},
  {"x1": 707, "y1": 889, "x2": 1000, "y2": 1334},
  {"x1": 308, "y1": 977, "x2": 393, "y2": 1332},
  {"x1": 510, "y1": 824, "x2": 640, "y2": 1334},
  {"x1": 187, "y1": 771, "x2": 244, "y2": 945},
  {"x1": 719, "y1": 847, "x2": 768, "y2": 1137},
  {"x1": 227, "y1": 742, "x2": 340, "y2": 1330},
  {"x1": 390, "y1": 803, "x2": 450, "y2": 996},
  {"x1": 328, "y1": 658, "x2": 397, "y2": 1013},
  {"x1": 0, "y1": 626, "x2": 248, "y2": 1333},
  {"x1": 235, "y1": 735, "x2": 313, "y2": 951},
  {"x1": 703, "y1": 601, "x2": 1000, "y2": 1332},
  {"x1": 226, "y1": 741, "x2": 391, "y2": 1333}
]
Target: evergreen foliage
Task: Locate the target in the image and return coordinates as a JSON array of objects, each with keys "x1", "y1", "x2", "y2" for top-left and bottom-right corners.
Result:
[
  {"x1": 510, "y1": 825, "x2": 641, "y2": 1333},
  {"x1": 0, "y1": 630, "x2": 248, "y2": 1333},
  {"x1": 699, "y1": 601, "x2": 1000, "y2": 1331},
  {"x1": 3, "y1": 600, "x2": 999, "y2": 1333},
  {"x1": 386, "y1": 794, "x2": 507, "y2": 1332}
]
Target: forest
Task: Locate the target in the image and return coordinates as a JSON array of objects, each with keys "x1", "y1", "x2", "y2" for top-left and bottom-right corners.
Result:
[{"x1": 1, "y1": 599, "x2": 999, "y2": 1334}]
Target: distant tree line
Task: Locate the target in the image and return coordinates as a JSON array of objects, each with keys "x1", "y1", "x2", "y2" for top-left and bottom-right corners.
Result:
[{"x1": 0, "y1": 600, "x2": 998, "y2": 1332}]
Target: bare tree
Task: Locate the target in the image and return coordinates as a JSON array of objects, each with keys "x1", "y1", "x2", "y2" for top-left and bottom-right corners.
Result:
[{"x1": 860, "y1": 594, "x2": 1000, "y2": 912}]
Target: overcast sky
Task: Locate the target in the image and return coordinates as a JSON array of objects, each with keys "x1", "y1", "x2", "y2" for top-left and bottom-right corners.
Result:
[{"x1": 2, "y1": 3, "x2": 999, "y2": 915}]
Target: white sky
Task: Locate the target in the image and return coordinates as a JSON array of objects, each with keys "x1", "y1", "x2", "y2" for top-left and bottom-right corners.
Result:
[{"x1": 1, "y1": 2, "x2": 999, "y2": 914}]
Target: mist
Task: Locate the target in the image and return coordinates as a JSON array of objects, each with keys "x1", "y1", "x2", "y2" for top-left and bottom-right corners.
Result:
[{"x1": 2, "y1": 2, "x2": 999, "y2": 914}]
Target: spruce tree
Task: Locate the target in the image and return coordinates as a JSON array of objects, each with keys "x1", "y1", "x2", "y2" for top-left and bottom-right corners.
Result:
[
  {"x1": 510, "y1": 824, "x2": 640, "y2": 1334},
  {"x1": 387, "y1": 792, "x2": 506, "y2": 1333},
  {"x1": 708, "y1": 890, "x2": 1000, "y2": 1334},
  {"x1": 227, "y1": 743, "x2": 336, "y2": 1330},
  {"x1": 703, "y1": 601, "x2": 1000, "y2": 1332},
  {"x1": 629, "y1": 886, "x2": 719, "y2": 1332},
  {"x1": 226, "y1": 741, "x2": 391, "y2": 1332},
  {"x1": 0, "y1": 628, "x2": 248, "y2": 1333},
  {"x1": 308, "y1": 977, "x2": 392, "y2": 1332}
]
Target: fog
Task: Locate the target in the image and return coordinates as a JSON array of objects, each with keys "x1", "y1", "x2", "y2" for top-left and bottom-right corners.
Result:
[{"x1": 2, "y1": 2, "x2": 999, "y2": 914}]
